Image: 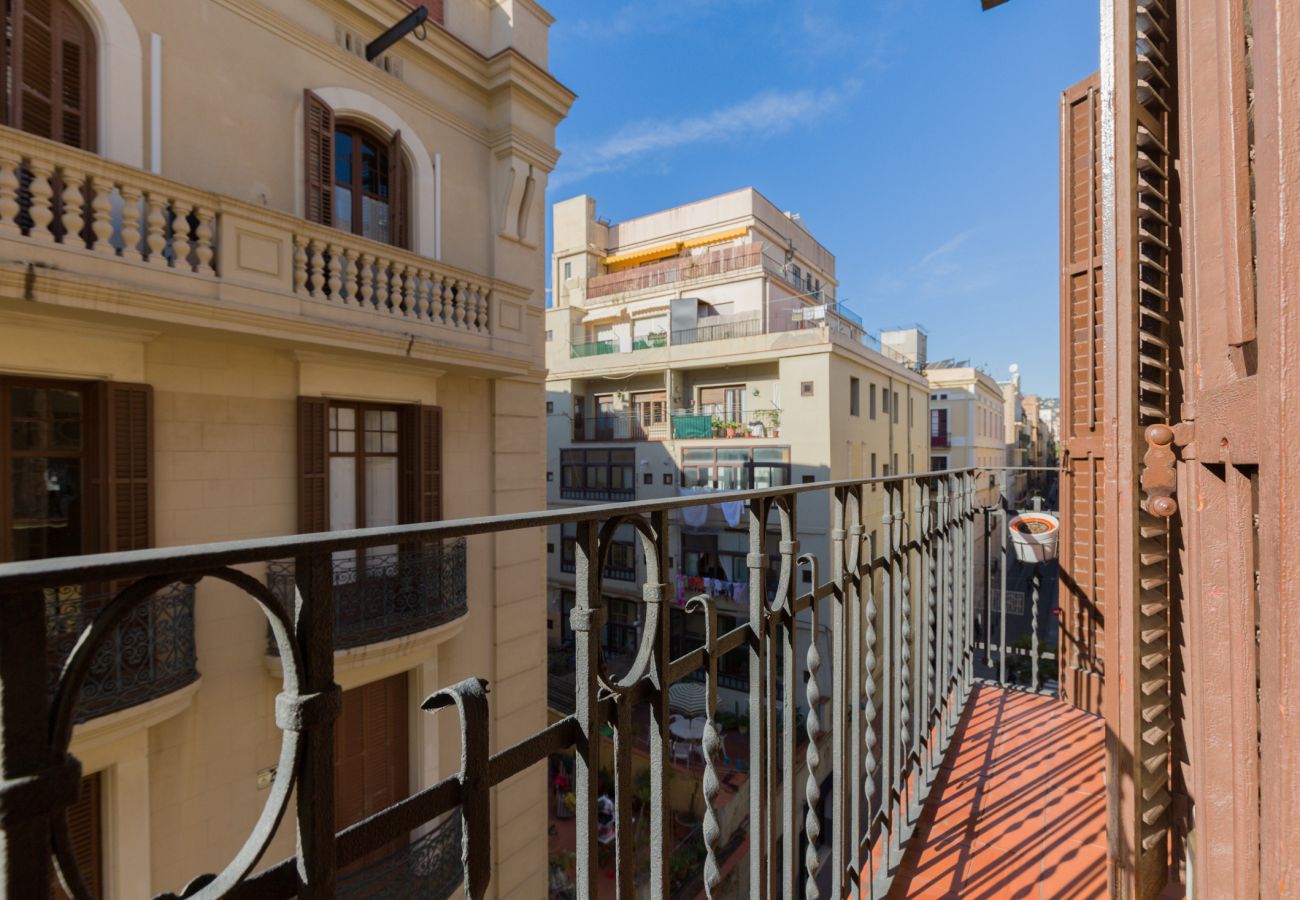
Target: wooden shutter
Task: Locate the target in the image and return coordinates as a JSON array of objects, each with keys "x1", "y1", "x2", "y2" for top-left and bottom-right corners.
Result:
[
  {"x1": 1058, "y1": 73, "x2": 1105, "y2": 716},
  {"x1": 303, "y1": 89, "x2": 335, "y2": 227},
  {"x1": 102, "y1": 382, "x2": 153, "y2": 552},
  {"x1": 387, "y1": 129, "x2": 407, "y2": 250},
  {"x1": 53, "y1": 772, "x2": 102, "y2": 900},
  {"x1": 297, "y1": 397, "x2": 329, "y2": 533},
  {"x1": 334, "y1": 674, "x2": 409, "y2": 873},
  {"x1": 6, "y1": 0, "x2": 96, "y2": 150},
  {"x1": 398, "y1": 404, "x2": 441, "y2": 525}
]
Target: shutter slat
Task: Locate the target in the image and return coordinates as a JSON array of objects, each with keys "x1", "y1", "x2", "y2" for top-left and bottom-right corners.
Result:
[
  {"x1": 303, "y1": 89, "x2": 335, "y2": 227},
  {"x1": 388, "y1": 129, "x2": 407, "y2": 250},
  {"x1": 104, "y1": 382, "x2": 153, "y2": 552},
  {"x1": 53, "y1": 772, "x2": 101, "y2": 900},
  {"x1": 297, "y1": 397, "x2": 329, "y2": 532}
]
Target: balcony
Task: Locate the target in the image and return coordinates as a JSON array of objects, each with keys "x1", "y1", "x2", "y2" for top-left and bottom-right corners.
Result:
[
  {"x1": 932, "y1": 431, "x2": 951, "y2": 448},
  {"x1": 585, "y1": 243, "x2": 763, "y2": 299},
  {"x1": 0, "y1": 127, "x2": 532, "y2": 365},
  {"x1": 336, "y1": 814, "x2": 462, "y2": 900},
  {"x1": 0, "y1": 467, "x2": 1102, "y2": 899},
  {"x1": 44, "y1": 582, "x2": 198, "y2": 724},
  {"x1": 265, "y1": 540, "x2": 467, "y2": 652}
]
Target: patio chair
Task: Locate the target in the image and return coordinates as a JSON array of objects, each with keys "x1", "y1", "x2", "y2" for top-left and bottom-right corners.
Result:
[{"x1": 671, "y1": 740, "x2": 691, "y2": 765}]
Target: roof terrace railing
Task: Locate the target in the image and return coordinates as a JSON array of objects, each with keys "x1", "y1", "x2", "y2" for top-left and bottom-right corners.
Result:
[{"x1": 0, "y1": 467, "x2": 1057, "y2": 899}]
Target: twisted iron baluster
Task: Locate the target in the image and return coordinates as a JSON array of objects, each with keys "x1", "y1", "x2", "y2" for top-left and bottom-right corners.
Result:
[
  {"x1": 924, "y1": 481, "x2": 937, "y2": 766},
  {"x1": 898, "y1": 488, "x2": 912, "y2": 770},
  {"x1": 862, "y1": 530, "x2": 878, "y2": 890},
  {"x1": 685, "y1": 593, "x2": 722, "y2": 898},
  {"x1": 802, "y1": 553, "x2": 823, "y2": 900},
  {"x1": 1031, "y1": 567, "x2": 1040, "y2": 692}
]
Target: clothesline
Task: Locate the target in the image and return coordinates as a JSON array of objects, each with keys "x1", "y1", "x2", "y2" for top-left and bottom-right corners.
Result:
[{"x1": 674, "y1": 573, "x2": 747, "y2": 607}]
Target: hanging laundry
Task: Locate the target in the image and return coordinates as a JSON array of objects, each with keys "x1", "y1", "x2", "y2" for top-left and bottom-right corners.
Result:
[{"x1": 720, "y1": 500, "x2": 744, "y2": 527}]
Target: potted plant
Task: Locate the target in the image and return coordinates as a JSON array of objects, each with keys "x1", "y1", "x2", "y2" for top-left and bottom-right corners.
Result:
[
  {"x1": 725, "y1": 420, "x2": 738, "y2": 438},
  {"x1": 768, "y1": 409, "x2": 781, "y2": 438},
  {"x1": 711, "y1": 416, "x2": 724, "y2": 437}
]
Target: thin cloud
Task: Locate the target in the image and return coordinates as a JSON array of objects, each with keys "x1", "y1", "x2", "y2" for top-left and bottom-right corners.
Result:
[
  {"x1": 551, "y1": 81, "x2": 861, "y2": 190},
  {"x1": 564, "y1": 0, "x2": 760, "y2": 40}
]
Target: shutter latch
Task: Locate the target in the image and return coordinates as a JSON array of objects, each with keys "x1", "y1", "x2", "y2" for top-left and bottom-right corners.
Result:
[{"x1": 1141, "y1": 423, "x2": 1188, "y2": 517}]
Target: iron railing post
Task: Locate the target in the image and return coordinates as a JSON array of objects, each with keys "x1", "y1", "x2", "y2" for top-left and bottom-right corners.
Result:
[
  {"x1": 293, "y1": 551, "x2": 339, "y2": 898},
  {"x1": 572, "y1": 520, "x2": 600, "y2": 899},
  {"x1": 0, "y1": 590, "x2": 57, "y2": 900},
  {"x1": 830, "y1": 487, "x2": 849, "y2": 895}
]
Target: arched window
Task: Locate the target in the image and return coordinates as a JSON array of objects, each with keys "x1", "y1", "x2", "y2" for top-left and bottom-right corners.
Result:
[
  {"x1": 1, "y1": 0, "x2": 97, "y2": 151},
  {"x1": 303, "y1": 90, "x2": 409, "y2": 250}
]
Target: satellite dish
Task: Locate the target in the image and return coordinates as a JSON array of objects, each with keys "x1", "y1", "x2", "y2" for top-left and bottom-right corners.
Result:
[{"x1": 1009, "y1": 363, "x2": 1020, "y2": 374}]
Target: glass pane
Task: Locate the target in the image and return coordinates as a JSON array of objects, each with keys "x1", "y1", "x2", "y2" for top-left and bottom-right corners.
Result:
[
  {"x1": 364, "y1": 409, "x2": 381, "y2": 432},
  {"x1": 717, "y1": 467, "x2": 743, "y2": 491},
  {"x1": 381, "y1": 433, "x2": 398, "y2": 453},
  {"x1": 334, "y1": 131, "x2": 353, "y2": 183},
  {"x1": 329, "y1": 457, "x2": 356, "y2": 531},
  {"x1": 336, "y1": 407, "x2": 355, "y2": 429},
  {"x1": 10, "y1": 458, "x2": 82, "y2": 560},
  {"x1": 365, "y1": 430, "x2": 381, "y2": 453},
  {"x1": 611, "y1": 449, "x2": 635, "y2": 464},
  {"x1": 717, "y1": 448, "x2": 750, "y2": 463},
  {"x1": 361, "y1": 195, "x2": 390, "y2": 245},
  {"x1": 335, "y1": 186, "x2": 352, "y2": 231},
  {"x1": 336, "y1": 430, "x2": 355, "y2": 453},
  {"x1": 683, "y1": 466, "x2": 711, "y2": 489},
  {"x1": 364, "y1": 457, "x2": 398, "y2": 528},
  {"x1": 381, "y1": 410, "x2": 397, "y2": 430},
  {"x1": 49, "y1": 390, "x2": 81, "y2": 450},
  {"x1": 10, "y1": 387, "x2": 44, "y2": 450},
  {"x1": 682, "y1": 449, "x2": 715, "y2": 464},
  {"x1": 753, "y1": 447, "x2": 789, "y2": 462}
]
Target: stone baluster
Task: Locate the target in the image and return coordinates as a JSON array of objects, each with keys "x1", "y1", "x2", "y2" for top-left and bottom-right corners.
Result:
[
  {"x1": 402, "y1": 266, "x2": 418, "y2": 318},
  {"x1": 477, "y1": 286, "x2": 491, "y2": 333},
  {"x1": 292, "y1": 236, "x2": 309, "y2": 293},
  {"x1": 453, "y1": 280, "x2": 467, "y2": 328},
  {"x1": 193, "y1": 207, "x2": 215, "y2": 275},
  {"x1": 432, "y1": 274, "x2": 447, "y2": 324},
  {"x1": 373, "y1": 257, "x2": 390, "y2": 311},
  {"x1": 118, "y1": 186, "x2": 143, "y2": 260},
  {"x1": 391, "y1": 263, "x2": 409, "y2": 316},
  {"x1": 144, "y1": 191, "x2": 168, "y2": 264},
  {"x1": 59, "y1": 167, "x2": 86, "y2": 248},
  {"x1": 0, "y1": 151, "x2": 20, "y2": 236},
  {"x1": 326, "y1": 245, "x2": 343, "y2": 303},
  {"x1": 170, "y1": 200, "x2": 194, "y2": 271},
  {"x1": 341, "y1": 251, "x2": 359, "y2": 307},
  {"x1": 26, "y1": 160, "x2": 56, "y2": 242},
  {"x1": 357, "y1": 253, "x2": 374, "y2": 309},
  {"x1": 412, "y1": 268, "x2": 431, "y2": 320},
  {"x1": 88, "y1": 176, "x2": 115, "y2": 254},
  {"x1": 308, "y1": 240, "x2": 325, "y2": 296}
]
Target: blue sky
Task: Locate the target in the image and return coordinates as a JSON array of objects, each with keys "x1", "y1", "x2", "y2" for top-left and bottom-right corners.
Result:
[{"x1": 541, "y1": 0, "x2": 1100, "y2": 397}]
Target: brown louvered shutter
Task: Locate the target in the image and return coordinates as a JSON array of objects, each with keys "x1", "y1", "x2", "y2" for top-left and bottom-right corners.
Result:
[
  {"x1": 103, "y1": 382, "x2": 153, "y2": 552},
  {"x1": 53, "y1": 772, "x2": 102, "y2": 900},
  {"x1": 6, "y1": 0, "x2": 96, "y2": 150},
  {"x1": 297, "y1": 397, "x2": 329, "y2": 533},
  {"x1": 1058, "y1": 73, "x2": 1105, "y2": 716},
  {"x1": 388, "y1": 129, "x2": 408, "y2": 250},
  {"x1": 303, "y1": 89, "x2": 335, "y2": 228},
  {"x1": 398, "y1": 405, "x2": 442, "y2": 524},
  {"x1": 335, "y1": 675, "x2": 409, "y2": 874}
]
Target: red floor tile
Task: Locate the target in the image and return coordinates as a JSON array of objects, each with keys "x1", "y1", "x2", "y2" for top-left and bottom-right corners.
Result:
[{"x1": 887, "y1": 685, "x2": 1107, "y2": 900}]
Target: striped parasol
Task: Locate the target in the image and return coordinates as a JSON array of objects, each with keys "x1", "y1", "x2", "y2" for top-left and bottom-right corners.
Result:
[{"x1": 668, "y1": 681, "x2": 708, "y2": 717}]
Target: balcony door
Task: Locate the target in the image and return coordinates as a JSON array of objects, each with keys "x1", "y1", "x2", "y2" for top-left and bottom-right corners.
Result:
[
  {"x1": 327, "y1": 403, "x2": 400, "y2": 577},
  {"x1": 698, "y1": 385, "x2": 744, "y2": 422},
  {"x1": 335, "y1": 673, "x2": 410, "y2": 875},
  {"x1": 1, "y1": 0, "x2": 97, "y2": 151}
]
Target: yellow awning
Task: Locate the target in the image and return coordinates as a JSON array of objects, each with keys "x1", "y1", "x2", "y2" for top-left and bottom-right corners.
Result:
[
  {"x1": 581, "y1": 307, "x2": 627, "y2": 325},
  {"x1": 629, "y1": 303, "x2": 671, "y2": 318},
  {"x1": 681, "y1": 226, "x2": 750, "y2": 250},
  {"x1": 602, "y1": 241, "x2": 683, "y2": 270}
]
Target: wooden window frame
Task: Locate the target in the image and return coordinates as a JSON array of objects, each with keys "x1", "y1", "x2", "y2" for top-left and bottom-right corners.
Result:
[
  {"x1": 333, "y1": 121, "x2": 406, "y2": 246},
  {"x1": 327, "y1": 401, "x2": 401, "y2": 567},
  {"x1": 2, "y1": 0, "x2": 98, "y2": 151}
]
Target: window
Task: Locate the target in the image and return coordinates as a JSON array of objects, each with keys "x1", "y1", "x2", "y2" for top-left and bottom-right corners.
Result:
[
  {"x1": 892, "y1": 391, "x2": 900, "y2": 424},
  {"x1": 333, "y1": 122, "x2": 407, "y2": 246},
  {"x1": 681, "y1": 533, "x2": 719, "y2": 578},
  {"x1": 545, "y1": 330, "x2": 553, "y2": 342},
  {"x1": 560, "y1": 448, "x2": 635, "y2": 500},
  {"x1": 563, "y1": 261, "x2": 572, "y2": 280},
  {"x1": 849, "y1": 377, "x2": 860, "y2": 416},
  {"x1": 931, "y1": 409, "x2": 948, "y2": 444},
  {"x1": 698, "y1": 385, "x2": 744, "y2": 421},
  {"x1": 882, "y1": 390, "x2": 890, "y2": 415},
  {"x1": 2, "y1": 0, "x2": 97, "y2": 151},
  {"x1": 931, "y1": 456, "x2": 948, "y2": 470},
  {"x1": 546, "y1": 401, "x2": 554, "y2": 413},
  {"x1": 303, "y1": 92, "x2": 409, "y2": 249},
  {"x1": 632, "y1": 391, "x2": 667, "y2": 435},
  {"x1": 870, "y1": 384, "x2": 877, "y2": 419},
  {"x1": 681, "y1": 447, "x2": 790, "y2": 490},
  {"x1": 801, "y1": 381, "x2": 814, "y2": 397},
  {"x1": 605, "y1": 598, "x2": 640, "y2": 654},
  {"x1": 327, "y1": 403, "x2": 403, "y2": 571},
  {"x1": 561, "y1": 522, "x2": 636, "y2": 581}
]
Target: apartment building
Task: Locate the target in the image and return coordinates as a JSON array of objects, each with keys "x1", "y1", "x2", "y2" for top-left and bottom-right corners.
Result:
[
  {"x1": 544, "y1": 190, "x2": 928, "y2": 713},
  {"x1": 924, "y1": 365, "x2": 1004, "y2": 473},
  {"x1": 1020, "y1": 394, "x2": 1057, "y2": 466},
  {"x1": 0, "y1": 1, "x2": 571, "y2": 896}
]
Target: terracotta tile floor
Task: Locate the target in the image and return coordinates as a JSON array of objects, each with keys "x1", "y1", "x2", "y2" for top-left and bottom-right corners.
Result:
[{"x1": 887, "y1": 684, "x2": 1108, "y2": 899}]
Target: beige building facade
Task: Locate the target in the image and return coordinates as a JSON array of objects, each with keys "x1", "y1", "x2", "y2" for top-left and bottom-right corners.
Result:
[
  {"x1": 0, "y1": 0, "x2": 570, "y2": 896},
  {"x1": 544, "y1": 191, "x2": 928, "y2": 714},
  {"x1": 924, "y1": 366, "x2": 1005, "y2": 473}
]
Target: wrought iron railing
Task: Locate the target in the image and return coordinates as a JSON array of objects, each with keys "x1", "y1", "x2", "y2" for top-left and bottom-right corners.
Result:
[
  {"x1": 0, "y1": 468, "x2": 1020, "y2": 899},
  {"x1": 336, "y1": 814, "x2": 462, "y2": 899},
  {"x1": 571, "y1": 411, "x2": 669, "y2": 442},
  {"x1": 44, "y1": 582, "x2": 198, "y2": 724},
  {"x1": 671, "y1": 314, "x2": 764, "y2": 346},
  {"x1": 265, "y1": 540, "x2": 467, "y2": 651}
]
